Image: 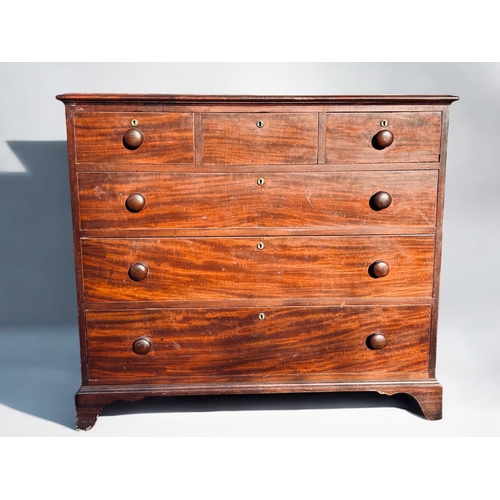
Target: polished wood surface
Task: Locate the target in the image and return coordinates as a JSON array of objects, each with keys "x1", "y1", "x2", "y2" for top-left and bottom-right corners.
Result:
[
  {"x1": 325, "y1": 112, "x2": 442, "y2": 163},
  {"x1": 57, "y1": 93, "x2": 459, "y2": 105},
  {"x1": 57, "y1": 94, "x2": 458, "y2": 429},
  {"x1": 77, "y1": 170, "x2": 438, "y2": 234},
  {"x1": 202, "y1": 113, "x2": 318, "y2": 164},
  {"x1": 74, "y1": 112, "x2": 194, "y2": 165},
  {"x1": 81, "y1": 236, "x2": 435, "y2": 302},
  {"x1": 86, "y1": 306, "x2": 431, "y2": 384}
]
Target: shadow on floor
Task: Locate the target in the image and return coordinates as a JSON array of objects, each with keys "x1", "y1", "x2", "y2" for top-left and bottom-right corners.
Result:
[
  {"x1": 101, "y1": 390, "x2": 425, "y2": 420},
  {"x1": 0, "y1": 325, "x2": 81, "y2": 429}
]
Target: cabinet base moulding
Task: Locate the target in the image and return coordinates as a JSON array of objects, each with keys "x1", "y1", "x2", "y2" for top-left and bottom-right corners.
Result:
[{"x1": 75, "y1": 380, "x2": 442, "y2": 431}]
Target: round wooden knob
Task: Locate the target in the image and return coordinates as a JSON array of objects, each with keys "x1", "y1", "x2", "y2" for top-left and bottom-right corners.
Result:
[
  {"x1": 374, "y1": 129, "x2": 394, "y2": 148},
  {"x1": 133, "y1": 336, "x2": 152, "y2": 355},
  {"x1": 123, "y1": 128, "x2": 144, "y2": 149},
  {"x1": 128, "y1": 262, "x2": 149, "y2": 281},
  {"x1": 366, "y1": 332, "x2": 387, "y2": 350},
  {"x1": 370, "y1": 191, "x2": 392, "y2": 211},
  {"x1": 125, "y1": 193, "x2": 146, "y2": 213},
  {"x1": 370, "y1": 260, "x2": 389, "y2": 278}
]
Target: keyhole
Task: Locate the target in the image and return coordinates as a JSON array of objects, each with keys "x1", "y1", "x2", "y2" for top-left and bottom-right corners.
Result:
[
  {"x1": 130, "y1": 119, "x2": 139, "y2": 126},
  {"x1": 257, "y1": 178, "x2": 265, "y2": 186},
  {"x1": 256, "y1": 120, "x2": 264, "y2": 128}
]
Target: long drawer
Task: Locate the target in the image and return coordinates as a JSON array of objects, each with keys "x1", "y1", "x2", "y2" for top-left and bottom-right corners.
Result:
[
  {"x1": 77, "y1": 171, "x2": 438, "y2": 234},
  {"x1": 81, "y1": 236, "x2": 435, "y2": 302},
  {"x1": 86, "y1": 305, "x2": 432, "y2": 384}
]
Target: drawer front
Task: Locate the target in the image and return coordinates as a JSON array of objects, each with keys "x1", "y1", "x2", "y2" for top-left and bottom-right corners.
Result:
[
  {"x1": 77, "y1": 171, "x2": 438, "y2": 233},
  {"x1": 81, "y1": 236, "x2": 435, "y2": 302},
  {"x1": 74, "y1": 112, "x2": 194, "y2": 166},
  {"x1": 86, "y1": 306, "x2": 431, "y2": 384},
  {"x1": 202, "y1": 113, "x2": 318, "y2": 164},
  {"x1": 325, "y1": 112, "x2": 442, "y2": 164}
]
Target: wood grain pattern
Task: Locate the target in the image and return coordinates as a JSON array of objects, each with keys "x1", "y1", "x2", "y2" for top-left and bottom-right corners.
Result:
[
  {"x1": 81, "y1": 236, "x2": 435, "y2": 302},
  {"x1": 74, "y1": 112, "x2": 194, "y2": 166},
  {"x1": 57, "y1": 93, "x2": 459, "y2": 105},
  {"x1": 85, "y1": 305, "x2": 431, "y2": 384},
  {"x1": 74, "y1": 379, "x2": 443, "y2": 430},
  {"x1": 325, "y1": 112, "x2": 442, "y2": 164},
  {"x1": 77, "y1": 170, "x2": 438, "y2": 234},
  {"x1": 57, "y1": 94, "x2": 458, "y2": 428},
  {"x1": 202, "y1": 113, "x2": 318, "y2": 164}
]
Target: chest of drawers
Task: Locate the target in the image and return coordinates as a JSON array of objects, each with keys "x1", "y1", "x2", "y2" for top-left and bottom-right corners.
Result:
[{"x1": 57, "y1": 94, "x2": 458, "y2": 430}]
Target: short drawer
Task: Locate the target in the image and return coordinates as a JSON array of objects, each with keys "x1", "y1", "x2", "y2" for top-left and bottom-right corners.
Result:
[
  {"x1": 81, "y1": 235, "x2": 435, "y2": 302},
  {"x1": 74, "y1": 112, "x2": 194, "y2": 167},
  {"x1": 77, "y1": 170, "x2": 438, "y2": 234},
  {"x1": 325, "y1": 112, "x2": 442, "y2": 164},
  {"x1": 202, "y1": 113, "x2": 318, "y2": 164},
  {"x1": 86, "y1": 305, "x2": 432, "y2": 384}
]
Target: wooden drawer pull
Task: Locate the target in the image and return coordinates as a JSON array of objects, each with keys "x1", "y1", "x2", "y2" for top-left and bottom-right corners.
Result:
[
  {"x1": 370, "y1": 191, "x2": 392, "y2": 211},
  {"x1": 366, "y1": 332, "x2": 387, "y2": 350},
  {"x1": 123, "y1": 128, "x2": 144, "y2": 150},
  {"x1": 129, "y1": 262, "x2": 149, "y2": 281},
  {"x1": 373, "y1": 129, "x2": 394, "y2": 149},
  {"x1": 125, "y1": 193, "x2": 146, "y2": 213},
  {"x1": 133, "y1": 336, "x2": 152, "y2": 355},
  {"x1": 369, "y1": 260, "x2": 389, "y2": 278}
]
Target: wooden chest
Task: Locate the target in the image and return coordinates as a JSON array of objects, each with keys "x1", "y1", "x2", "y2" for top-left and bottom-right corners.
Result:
[{"x1": 57, "y1": 94, "x2": 458, "y2": 430}]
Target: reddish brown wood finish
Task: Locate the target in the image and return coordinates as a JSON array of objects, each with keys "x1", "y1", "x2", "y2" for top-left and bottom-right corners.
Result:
[
  {"x1": 57, "y1": 94, "x2": 459, "y2": 105},
  {"x1": 74, "y1": 112, "x2": 194, "y2": 166},
  {"x1": 56, "y1": 94, "x2": 458, "y2": 430},
  {"x1": 202, "y1": 113, "x2": 318, "y2": 164},
  {"x1": 81, "y1": 236, "x2": 435, "y2": 302},
  {"x1": 77, "y1": 170, "x2": 438, "y2": 234},
  {"x1": 325, "y1": 112, "x2": 442, "y2": 164},
  {"x1": 75, "y1": 380, "x2": 443, "y2": 430},
  {"x1": 85, "y1": 306, "x2": 431, "y2": 385}
]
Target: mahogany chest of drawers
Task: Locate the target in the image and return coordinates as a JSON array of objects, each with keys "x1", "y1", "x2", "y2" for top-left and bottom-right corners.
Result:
[{"x1": 57, "y1": 94, "x2": 458, "y2": 430}]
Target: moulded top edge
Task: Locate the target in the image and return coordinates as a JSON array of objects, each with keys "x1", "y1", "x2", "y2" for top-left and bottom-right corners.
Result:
[{"x1": 55, "y1": 93, "x2": 460, "y2": 105}]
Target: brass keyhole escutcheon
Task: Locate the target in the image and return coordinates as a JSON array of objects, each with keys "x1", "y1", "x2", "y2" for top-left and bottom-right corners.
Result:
[
  {"x1": 258, "y1": 313, "x2": 266, "y2": 320},
  {"x1": 256, "y1": 120, "x2": 264, "y2": 128},
  {"x1": 380, "y1": 119, "x2": 388, "y2": 127},
  {"x1": 257, "y1": 177, "x2": 265, "y2": 186},
  {"x1": 130, "y1": 119, "x2": 139, "y2": 127},
  {"x1": 257, "y1": 242, "x2": 265, "y2": 250}
]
